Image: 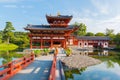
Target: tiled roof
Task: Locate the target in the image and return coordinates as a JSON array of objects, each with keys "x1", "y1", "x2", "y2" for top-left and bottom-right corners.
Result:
[
  {"x1": 76, "y1": 36, "x2": 110, "y2": 40},
  {"x1": 46, "y1": 15, "x2": 73, "y2": 19},
  {"x1": 25, "y1": 24, "x2": 75, "y2": 30}
]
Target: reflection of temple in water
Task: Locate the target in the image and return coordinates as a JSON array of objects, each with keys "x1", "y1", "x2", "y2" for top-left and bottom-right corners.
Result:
[
  {"x1": 79, "y1": 50, "x2": 109, "y2": 56},
  {"x1": 98, "y1": 50, "x2": 108, "y2": 56}
]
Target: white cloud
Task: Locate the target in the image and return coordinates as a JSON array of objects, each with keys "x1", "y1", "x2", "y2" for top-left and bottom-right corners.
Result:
[
  {"x1": 3, "y1": 5, "x2": 34, "y2": 9},
  {"x1": 0, "y1": 0, "x2": 23, "y2": 3},
  {"x1": 92, "y1": 12, "x2": 98, "y2": 17},
  {"x1": 0, "y1": 0, "x2": 43, "y2": 3},
  {"x1": 21, "y1": 5, "x2": 34, "y2": 8},
  {"x1": 67, "y1": 9, "x2": 120, "y2": 34},
  {"x1": 3, "y1": 5, "x2": 17, "y2": 8},
  {"x1": 82, "y1": 9, "x2": 99, "y2": 17},
  {"x1": 97, "y1": 15, "x2": 120, "y2": 33},
  {"x1": 87, "y1": 15, "x2": 120, "y2": 34},
  {"x1": 91, "y1": 0, "x2": 109, "y2": 15}
]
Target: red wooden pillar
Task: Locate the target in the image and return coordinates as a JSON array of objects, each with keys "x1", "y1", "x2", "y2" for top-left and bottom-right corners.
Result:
[
  {"x1": 7, "y1": 62, "x2": 13, "y2": 76},
  {"x1": 65, "y1": 40, "x2": 67, "y2": 48},
  {"x1": 62, "y1": 40, "x2": 64, "y2": 48},
  {"x1": 50, "y1": 37, "x2": 53, "y2": 48},
  {"x1": 68, "y1": 37, "x2": 70, "y2": 45},
  {"x1": 64, "y1": 39, "x2": 66, "y2": 48},
  {"x1": 61, "y1": 40, "x2": 63, "y2": 48},
  {"x1": 40, "y1": 37, "x2": 43, "y2": 49},
  {"x1": 23, "y1": 57, "x2": 26, "y2": 68},
  {"x1": 65, "y1": 36, "x2": 67, "y2": 48},
  {"x1": 73, "y1": 36, "x2": 75, "y2": 45},
  {"x1": 92, "y1": 40, "x2": 94, "y2": 47},
  {"x1": 30, "y1": 36, "x2": 32, "y2": 49}
]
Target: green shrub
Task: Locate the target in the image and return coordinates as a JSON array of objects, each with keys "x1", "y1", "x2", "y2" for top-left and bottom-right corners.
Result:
[
  {"x1": 65, "y1": 48, "x2": 72, "y2": 56},
  {"x1": 0, "y1": 43, "x2": 18, "y2": 51},
  {"x1": 43, "y1": 48, "x2": 50, "y2": 55},
  {"x1": 34, "y1": 49, "x2": 41, "y2": 57}
]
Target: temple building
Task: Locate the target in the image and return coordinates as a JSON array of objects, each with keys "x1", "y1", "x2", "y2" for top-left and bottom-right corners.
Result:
[
  {"x1": 74, "y1": 36, "x2": 110, "y2": 48},
  {"x1": 25, "y1": 14, "x2": 110, "y2": 49},
  {"x1": 24, "y1": 14, "x2": 78, "y2": 49}
]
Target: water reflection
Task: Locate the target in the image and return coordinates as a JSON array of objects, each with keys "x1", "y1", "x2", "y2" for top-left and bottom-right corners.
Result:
[
  {"x1": 79, "y1": 50, "x2": 109, "y2": 56},
  {"x1": 64, "y1": 67, "x2": 86, "y2": 80},
  {"x1": 0, "y1": 51, "x2": 24, "y2": 65},
  {"x1": 106, "y1": 60, "x2": 114, "y2": 68},
  {"x1": 64, "y1": 50, "x2": 120, "y2": 80}
]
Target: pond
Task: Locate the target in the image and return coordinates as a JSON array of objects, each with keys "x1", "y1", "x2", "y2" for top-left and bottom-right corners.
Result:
[
  {"x1": 64, "y1": 50, "x2": 120, "y2": 80},
  {"x1": 0, "y1": 51, "x2": 24, "y2": 67}
]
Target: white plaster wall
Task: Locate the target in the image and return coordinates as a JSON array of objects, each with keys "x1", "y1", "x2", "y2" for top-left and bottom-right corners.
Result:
[
  {"x1": 66, "y1": 41, "x2": 68, "y2": 45},
  {"x1": 53, "y1": 37, "x2": 65, "y2": 39},
  {"x1": 84, "y1": 42, "x2": 88, "y2": 47},
  {"x1": 43, "y1": 37, "x2": 50, "y2": 39},
  {"x1": 98, "y1": 41, "x2": 103, "y2": 46},
  {"x1": 88, "y1": 45, "x2": 93, "y2": 47},
  {"x1": 98, "y1": 41, "x2": 108, "y2": 48},
  {"x1": 69, "y1": 39, "x2": 73, "y2": 45},
  {"x1": 78, "y1": 41, "x2": 83, "y2": 48},
  {"x1": 78, "y1": 41, "x2": 94, "y2": 48},
  {"x1": 103, "y1": 42, "x2": 108, "y2": 48}
]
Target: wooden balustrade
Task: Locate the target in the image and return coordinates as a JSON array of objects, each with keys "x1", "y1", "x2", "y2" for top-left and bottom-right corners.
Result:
[
  {"x1": 29, "y1": 33, "x2": 68, "y2": 37},
  {"x1": 48, "y1": 54, "x2": 57, "y2": 80},
  {"x1": 50, "y1": 24, "x2": 67, "y2": 27},
  {"x1": 0, "y1": 53, "x2": 34, "y2": 80}
]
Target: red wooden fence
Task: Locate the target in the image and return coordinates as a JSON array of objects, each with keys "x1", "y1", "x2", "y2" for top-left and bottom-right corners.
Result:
[
  {"x1": 0, "y1": 53, "x2": 34, "y2": 80},
  {"x1": 49, "y1": 48, "x2": 58, "y2": 80},
  {"x1": 48, "y1": 54, "x2": 57, "y2": 80}
]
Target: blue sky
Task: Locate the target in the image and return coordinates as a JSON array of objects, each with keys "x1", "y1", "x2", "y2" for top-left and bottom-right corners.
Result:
[{"x1": 0, "y1": 0, "x2": 120, "y2": 33}]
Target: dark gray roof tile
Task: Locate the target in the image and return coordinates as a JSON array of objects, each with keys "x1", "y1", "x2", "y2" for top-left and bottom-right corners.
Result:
[
  {"x1": 25, "y1": 24, "x2": 75, "y2": 30},
  {"x1": 76, "y1": 36, "x2": 110, "y2": 40}
]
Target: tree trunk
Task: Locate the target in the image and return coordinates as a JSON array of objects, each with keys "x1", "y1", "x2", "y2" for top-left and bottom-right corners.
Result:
[
  {"x1": 7, "y1": 37, "x2": 10, "y2": 44},
  {"x1": 6, "y1": 50, "x2": 9, "y2": 55}
]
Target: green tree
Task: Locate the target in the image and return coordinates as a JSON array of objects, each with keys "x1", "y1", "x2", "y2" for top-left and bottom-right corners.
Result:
[
  {"x1": 12, "y1": 32, "x2": 29, "y2": 50},
  {"x1": 105, "y1": 28, "x2": 115, "y2": 44},
  {"x1": 74, "y1": 22, "x2": 87, "y2": 36},
  {"x1": 105, "y1": 28, "x2": 114, "y2": 36},
  {"x1": 114, "y1": 33, "x2": 120, "y2": 46},
  {"x1": 3, "y1": 22, "x2": 15, "y2": 44},
  {"x1": 0, "y1": 31, "x2": 2, "y2": 43},
  {"x1": 85, "y1": 32, "x2": 94, "y2": 36},
  {"x1": 95, "y1": 32, "x2": 105, "y2": 36}
]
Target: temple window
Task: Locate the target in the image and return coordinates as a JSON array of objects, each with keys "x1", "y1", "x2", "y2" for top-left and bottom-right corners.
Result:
[
  {"x1": 105, "y1": 42, "x2": 107, "y2": 45},
  {"x1": 80, "y1": 43, "x2": 81, "y2": 45},
  {"x1": 61, "y1": 21, "x2": 64, "y2": 24},
  {"x1": 58, "y1": 21, "x2": 61, "y2": 24},
  {"x1": 53, "y1": 21, "x2": 57, "y2": 24}
]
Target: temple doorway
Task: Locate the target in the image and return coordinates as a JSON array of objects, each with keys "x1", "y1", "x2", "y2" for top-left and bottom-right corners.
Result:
[{"x1": 53, "y1": 41, "x2": 61, "y2": 47}]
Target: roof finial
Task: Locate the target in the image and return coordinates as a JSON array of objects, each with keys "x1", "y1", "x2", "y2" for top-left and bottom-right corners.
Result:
[{"x1": 57, "y1": 11, "x2": 60, "y2": 16}]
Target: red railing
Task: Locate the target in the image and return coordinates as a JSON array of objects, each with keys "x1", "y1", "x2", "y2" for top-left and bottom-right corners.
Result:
[
  {"x1": 48, "y1": 54, "x2": 57, "y2": 80},
  {"x1": 0, "y1": 53, "x2": 34, "y2": 80}
]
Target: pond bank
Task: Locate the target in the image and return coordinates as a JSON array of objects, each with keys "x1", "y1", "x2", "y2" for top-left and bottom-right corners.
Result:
[
  {"x1": 60, "y1": 46, "x2": 101, "y2": 69},
  {"x1": 60, "y1": 53, "x2": 101, "y2": 69}
]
